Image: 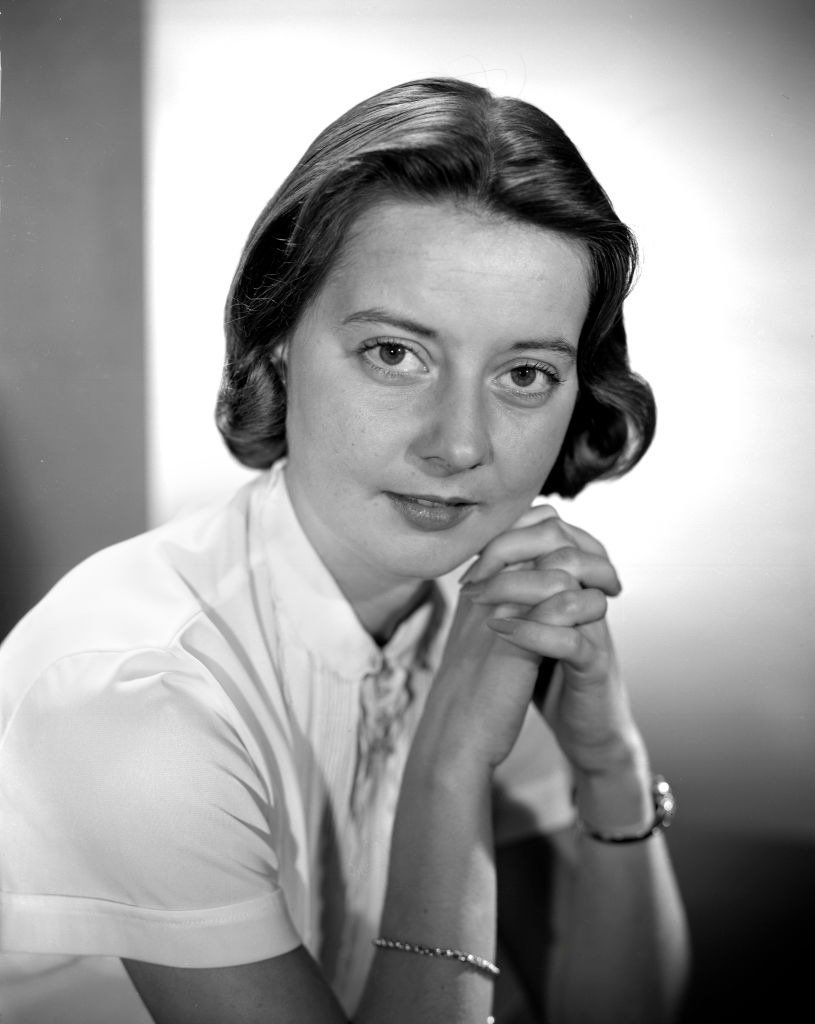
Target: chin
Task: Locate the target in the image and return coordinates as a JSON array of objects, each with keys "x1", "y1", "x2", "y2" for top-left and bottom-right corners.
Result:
[{"x1": 368, "y1": 529, "x2": 487, "y2": 582}]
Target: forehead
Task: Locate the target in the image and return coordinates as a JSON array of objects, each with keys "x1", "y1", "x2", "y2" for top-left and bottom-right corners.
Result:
[{"x1": 317, "y1": 199, "x2": 591, "y2": 340}]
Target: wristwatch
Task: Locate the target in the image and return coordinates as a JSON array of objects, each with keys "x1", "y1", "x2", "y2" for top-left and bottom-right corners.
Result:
[{"x1": 579, "y1": 774, "x2": 676, "y2": 844}]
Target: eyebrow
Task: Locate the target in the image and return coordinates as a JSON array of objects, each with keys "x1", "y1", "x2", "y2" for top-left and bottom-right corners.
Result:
[
  {"x1": 342, "y1": 307, "x2": 578, "y2": 361},
  {"x1": 342, "y1": 308, "x2": 438, "y2": 338}
]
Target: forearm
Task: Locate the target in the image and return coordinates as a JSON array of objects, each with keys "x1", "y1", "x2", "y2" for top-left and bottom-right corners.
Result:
[
  {"x1": 546, "y1": 763, "x2": 690, "y2": 1024},
  {"x1": 356, "y1": 741, "x2": 497, "y2": 1024}
]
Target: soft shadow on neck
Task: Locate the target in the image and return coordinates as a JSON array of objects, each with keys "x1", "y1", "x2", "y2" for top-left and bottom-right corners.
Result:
[{"x1": 362, "y1": 578, "x2": 436, "y2": 648}]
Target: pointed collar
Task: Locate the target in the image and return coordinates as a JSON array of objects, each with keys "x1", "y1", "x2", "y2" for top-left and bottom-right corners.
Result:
[{"x1": 257, "y1": 461, "x2": 457, "y2": 680}]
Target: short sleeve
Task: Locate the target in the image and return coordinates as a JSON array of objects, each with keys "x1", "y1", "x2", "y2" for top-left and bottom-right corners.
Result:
[
  {"x1": 491, "y1": 705, "x2": 575, "y2": 845},
  {"x1": 0, "y1": 650, "x2": 301, "y2": 968}
]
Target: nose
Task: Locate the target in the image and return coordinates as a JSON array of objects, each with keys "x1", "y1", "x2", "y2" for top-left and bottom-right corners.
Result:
[{"x1": 410, "y1": 377, "x2": 493, "y2": 476}]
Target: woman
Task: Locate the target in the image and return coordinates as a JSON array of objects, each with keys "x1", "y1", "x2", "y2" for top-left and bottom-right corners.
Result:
[{"x1": 0, "y1": 78, "x2": 689, "y2": 1023}]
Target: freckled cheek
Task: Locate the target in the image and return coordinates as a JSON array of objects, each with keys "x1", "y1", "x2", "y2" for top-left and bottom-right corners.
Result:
[
  {"x1": 493, "y1": 409, "x2": 573, "y2": 496},
  {"x1": 304, "y1": 380, "x2": 408, "y2": 468}
]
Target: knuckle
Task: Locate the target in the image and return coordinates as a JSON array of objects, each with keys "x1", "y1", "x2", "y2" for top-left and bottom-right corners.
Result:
[
  {"x1": 577, "y1": 528, "x2": 607, "y2": 559},
  {"x1": 536, "y1": 545, "x2": 580, "y2": 573},
  {"x1": 556, "y1": 589, "x2": 583, "y2": 617},
  {"x1": 544, "y1": 519, "x2": 570, "y2": 543},
  {"x1": 557, "y1": 545, "x2": 582, "y2": 572},
  {"x1": 517, "y1": 503, "x2": 558, "y2": 530},
  {"x1": 544, "y1": 568, "x2": 577, "y2": 591}
]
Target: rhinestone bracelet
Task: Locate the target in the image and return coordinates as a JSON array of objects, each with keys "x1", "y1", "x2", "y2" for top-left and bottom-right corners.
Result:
[{"x1": 372, "y1": 937, "x2": 500, "y2": 978}]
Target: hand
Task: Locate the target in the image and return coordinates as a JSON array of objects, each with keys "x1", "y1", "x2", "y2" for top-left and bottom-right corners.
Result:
[
  {"x1": 410, "y1": 508, "x2": 548, "y2": 770},
  {"x1": 455, "y1": 504, "x2": 643, "y2": 776}
]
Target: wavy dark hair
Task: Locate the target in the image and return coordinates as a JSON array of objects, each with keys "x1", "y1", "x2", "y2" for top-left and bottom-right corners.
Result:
[{"x1": 217, "y1": 77, "x2": 655, "y2": 497}]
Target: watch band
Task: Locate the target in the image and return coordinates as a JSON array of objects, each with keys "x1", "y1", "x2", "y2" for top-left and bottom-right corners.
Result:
[{"x1": 578, "y1": 774, "x2": 676, "y2": 844}]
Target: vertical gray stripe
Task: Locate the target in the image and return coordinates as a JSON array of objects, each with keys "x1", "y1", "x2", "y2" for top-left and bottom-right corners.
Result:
[{"x1": 0, "y1": 0, "x2": 146, "y2": 639}]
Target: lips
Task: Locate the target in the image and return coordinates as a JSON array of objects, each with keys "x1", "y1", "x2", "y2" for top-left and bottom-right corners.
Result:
[
  {"x1": 385, "y1": 491, "x2": 477, "y2": 531},
  {"x1": 396, "y1": 493, "x2": 474, "y2": 507}
]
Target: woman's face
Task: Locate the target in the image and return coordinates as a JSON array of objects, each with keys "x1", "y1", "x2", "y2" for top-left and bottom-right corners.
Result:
[{"x1": 284, "y1": 199, "x2": 590, "y2": 591}]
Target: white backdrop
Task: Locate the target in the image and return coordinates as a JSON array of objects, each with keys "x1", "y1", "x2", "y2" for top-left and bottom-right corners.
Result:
[{"x1": 146, "y1": 0, "x2": 814, "y2": 838}]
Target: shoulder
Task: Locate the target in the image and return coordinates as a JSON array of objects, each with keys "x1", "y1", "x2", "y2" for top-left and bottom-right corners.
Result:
[
  {"x1": 0, "y1": 642, "x2": 300, "y2": 963},
  {"x1": 0, "y1": 472, "x2": 273, "y2": 693},
  {"x1": 2, "y1": 647, "x2": 255, "y2": 797},
  {"x1": 0, "y1": 643, "x2": 288, "y2": 900}
]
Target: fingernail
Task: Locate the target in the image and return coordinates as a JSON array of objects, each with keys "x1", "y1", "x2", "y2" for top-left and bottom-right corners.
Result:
[{"x1": 487, "y1": 617, "x2": 516, "y2": 635}]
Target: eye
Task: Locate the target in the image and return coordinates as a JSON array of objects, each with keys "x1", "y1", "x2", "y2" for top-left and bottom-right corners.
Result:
[
  {"x1": 378, "y1": 342, "x2": 410, "y2": 367},
  {"x1": 508, "y1": 365, "x2": 540, "y2": 388},
  {"x1": 496, "y1": 361, "x2": 565, "y2": 402},
  {"x1": 358, "y1": 339, "x2": 428, "y2": 379}
]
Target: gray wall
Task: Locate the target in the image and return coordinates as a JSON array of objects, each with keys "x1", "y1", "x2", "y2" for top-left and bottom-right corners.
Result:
[{"x1": 0, "y1": 0, "x2": 146, "y2": 639}]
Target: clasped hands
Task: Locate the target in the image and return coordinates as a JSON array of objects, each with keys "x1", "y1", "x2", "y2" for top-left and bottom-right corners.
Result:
[{"x1": 432, "y1": 503, "x2": 645, "y2": 780}]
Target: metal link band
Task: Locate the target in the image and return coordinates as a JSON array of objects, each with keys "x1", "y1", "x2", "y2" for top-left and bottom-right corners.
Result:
[{"x1": 577, "y1": 774, "x2": 676, "y2": 844}]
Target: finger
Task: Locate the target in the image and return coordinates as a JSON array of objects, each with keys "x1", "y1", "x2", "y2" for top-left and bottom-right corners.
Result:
[
  {"x1": 557, "y1": 521, "x2": 609, "y2": 560},
  {"x1": 461, "y1": 516, "x2": 577, "y2": 584},
  {"x1": 459, "y1": 504, "x2": 559, "y2": 583},
  {"x1": 463, "y1": 568, "x2": 579, "y2": 607},
  {"x1": 534, "y1": 546, "x2": 621, "y2": 596},
  {"x1": 475, "y1": 583, "x2": 608, "y2": 627},
  {"x1": 523, "y1": 504, "x2": 608, "y2": 559},
  {"x1": 527, "y1": 586, "x2": 609, "y2": 627},
  {"x1": 486, "y1": 618, "x2": 596, "y2": 671},
  {"x1": 512, "y1": 502, "x2": 560, "y2": 530}
]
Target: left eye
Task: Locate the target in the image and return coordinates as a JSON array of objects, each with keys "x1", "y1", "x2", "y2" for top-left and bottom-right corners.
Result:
[
  {"x1": 378, "y1": 343, "x2": 410, "y2": 366},
  {"x1": 507, "y1": 365, "x2": 541, "y2": 388},
  {"x1": 498, "y1": 362, "x2": 562, "y2": 393}
]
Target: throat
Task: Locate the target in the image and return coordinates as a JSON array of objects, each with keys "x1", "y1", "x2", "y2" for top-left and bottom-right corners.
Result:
[{"x1": 355, "y1": 578, "x2": 435, "y2": 646}]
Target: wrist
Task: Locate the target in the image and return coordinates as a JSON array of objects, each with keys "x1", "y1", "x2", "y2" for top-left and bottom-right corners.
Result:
[{"x1": 571, "y1": 742, "x2": 653, "y2": 833}]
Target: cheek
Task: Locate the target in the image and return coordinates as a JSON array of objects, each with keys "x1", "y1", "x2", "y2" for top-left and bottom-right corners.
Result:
[
  {"x1": 293, "y1": 372, "x2": 402, "y2": 471},
  {"x1": 494, "y1": 400, "x2": 575, "y2": 494}
]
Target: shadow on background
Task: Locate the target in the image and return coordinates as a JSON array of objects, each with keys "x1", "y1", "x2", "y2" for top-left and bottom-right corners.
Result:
[
  {"x1": 0, "y1": 434, "x2": 37, "y2": 640},
  {"x1": 672, "y1": 826, "x2": 814, "y2": 1024}
]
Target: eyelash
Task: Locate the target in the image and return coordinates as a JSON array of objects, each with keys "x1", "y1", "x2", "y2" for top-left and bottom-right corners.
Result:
[
  {"x1": 501, "y1": 361, "x2": 565, "y2": 401},
  {"x1": 356, "y1": 339, "x2": 566, "y2": 400},
  {"x1": 357, "y1": 338, "x2": 427, "y2": 378}
]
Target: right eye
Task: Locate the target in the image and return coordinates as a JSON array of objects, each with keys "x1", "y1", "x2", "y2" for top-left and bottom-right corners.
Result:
[{"x1": 358, "y1": 339, "x2": 428, "y2": 379}]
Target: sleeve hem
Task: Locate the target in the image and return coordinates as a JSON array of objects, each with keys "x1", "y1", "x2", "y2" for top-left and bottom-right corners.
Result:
[{"x1": 0, "y1": 890, "x2": 301, "y2": 968}]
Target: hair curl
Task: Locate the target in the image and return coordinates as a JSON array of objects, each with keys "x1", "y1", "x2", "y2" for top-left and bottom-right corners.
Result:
[{"x1": 216, "y1": 77, "x2": 655, "y2": 497}]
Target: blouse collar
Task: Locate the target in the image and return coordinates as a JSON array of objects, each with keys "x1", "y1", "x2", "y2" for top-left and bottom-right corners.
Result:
[{"x1": 258, "y1": 461, "x2": 457, "y2": 680}]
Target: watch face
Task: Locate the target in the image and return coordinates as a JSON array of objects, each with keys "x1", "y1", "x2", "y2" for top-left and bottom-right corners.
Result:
[
  {"x1": 579, "y1": 775, "x2": 676, "y2": 843},
  {"x1": 653, "y1": 775, "x2": 675, "y2": 827}
]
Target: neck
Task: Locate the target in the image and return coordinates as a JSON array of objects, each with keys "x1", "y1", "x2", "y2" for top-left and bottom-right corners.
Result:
[
  {"x1": 323, "y1": 549, "x2": 432, "y2": 646},
  {"x1": 355, "y1": 577, "x2": 435, "y2": 646},
  {"x1": 284, "y1": 468, "x2": 432, "y2": 644}
]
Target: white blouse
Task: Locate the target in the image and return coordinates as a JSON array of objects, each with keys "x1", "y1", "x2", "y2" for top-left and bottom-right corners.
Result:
[{"x1": 0, "y1": 461, "x2": 573, "y2": 1021}]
